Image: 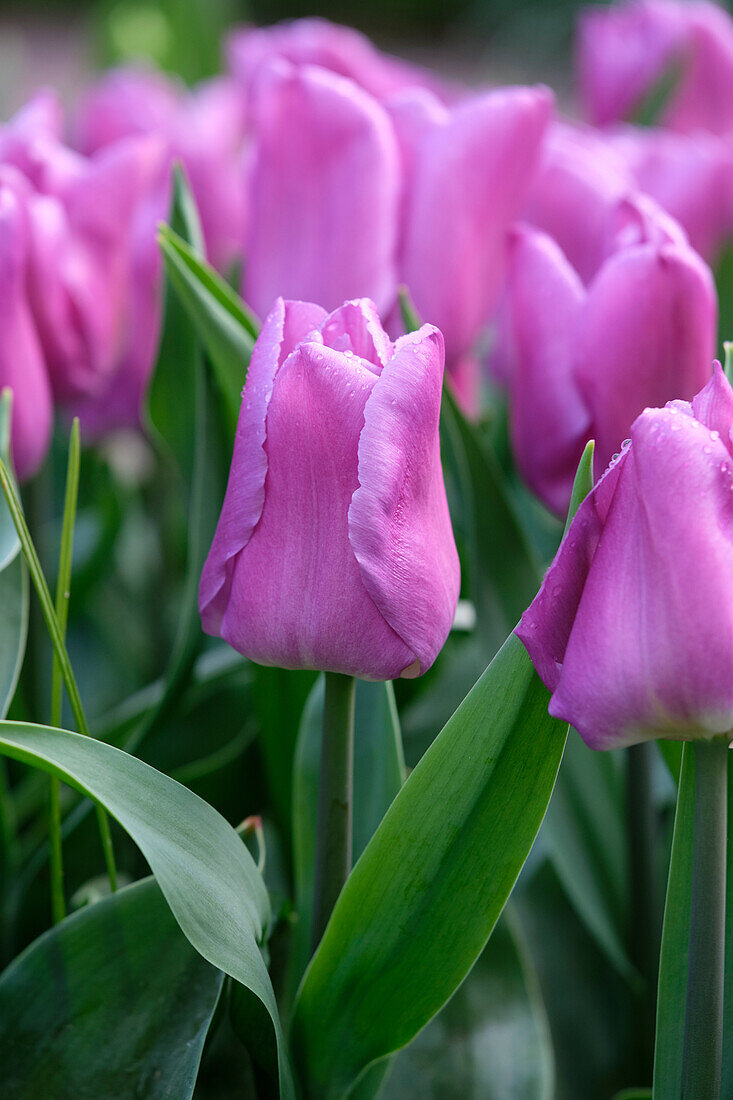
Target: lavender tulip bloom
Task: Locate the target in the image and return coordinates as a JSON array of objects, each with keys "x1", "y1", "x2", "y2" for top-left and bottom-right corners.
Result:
[
  {"x1": 244, "y1": 61, "x2": 400, "y2": 319},
  {"x1": 608, "y1": 126, "x2": 733, "y2": 263},
  {"x1": 200, "y1": 298, "x2": 460, "y2": 680},
  {"x1": 0, "y1": 186, "x2": 53, "y2": 481},
  {"x1": 75, "y1": 68, "x2": 248, "y2": 272},
  {"x1": 517, "y1": 364, "x2": 733, "y2": 749},
  {"x1": 577, "y1": 0, "x2": 733, "y2": 135},
  {"x1": 390, "y1": 84, "x2": 553, "y2": 370},
  {"x1": 505, "y1": 197, "x2": 716, "y2": 514}
]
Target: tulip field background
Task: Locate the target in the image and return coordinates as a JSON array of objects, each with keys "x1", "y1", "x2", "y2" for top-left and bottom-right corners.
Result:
[{"x1": 0, "y1": 1, "x2": 733, "y2": 1099}]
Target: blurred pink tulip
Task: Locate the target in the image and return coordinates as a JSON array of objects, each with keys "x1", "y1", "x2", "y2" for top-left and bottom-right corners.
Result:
[
  {"x1": 506, "y1": 197, "x2": 716, "y2": 514},
  {"x1": 577, "y1": 0, "x2": 733, "y2": 135},
  {"x1": 244, "y1": 61, "x2": 400, "y2": 319}
]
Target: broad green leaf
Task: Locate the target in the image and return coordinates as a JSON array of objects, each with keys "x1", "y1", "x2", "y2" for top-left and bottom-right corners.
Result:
[
  {"x1": 292, "y1": 634, "x2": 567, "y2": 1097},
  {"x1": 290, "y1": 677, "x2": 405, "y2": 988},
  {"x1": 0, "y1": 877, "x2": 224, "y2": 1099},
  {"x1": 652, "y1": 743, "x2": 694, "y2": 1099},
  {"x1": 0, "y1": 721, "x2": 293, "y2": 1099},
  {"x1": 613, "y1": 1091, "x2": 653, "y2": 1100},
  {"x1": 158, "y1": 223, "x2": 257, "y2": 438},
  {"x1": 0, "y1": 393, "x2": 28, "y2": 719},
  {"x1": 543, "y1": 731, "x2": 633, "y2": 981},
  {"x1": 382, "y1": 913, "x2": 553, "y2": 1100}
]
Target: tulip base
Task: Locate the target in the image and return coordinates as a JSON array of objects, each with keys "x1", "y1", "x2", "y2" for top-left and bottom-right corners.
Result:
[
  {"x1": 311, "y1": 672, "x2": 356, "y2": 951},
  {"x1": 681, "y1": 737, "x2": 729, "y2": 1100}
]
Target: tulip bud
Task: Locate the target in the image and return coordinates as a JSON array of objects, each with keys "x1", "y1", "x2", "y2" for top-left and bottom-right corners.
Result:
[
  {"x1": 200, "y1": 297, "x2": 460, "y2": 680},
  {"x1": 391, "y1": 84, "x2": 553, "y2": 369},
  {"x1": 505, "y1": 196, "x2": 716, "y2": 514},
  {"x1": 577, "y1": 0, "x2": 733, "y2": 135},
  {"x1": 243, "y1": 62, "x2": 400, "y2": 320},
  {"x1": 0, "y1": 187, "x2": 53, "y2": 480},
  {"x1": 517, "y1": 363, "x2": 733, "y2": 749}
]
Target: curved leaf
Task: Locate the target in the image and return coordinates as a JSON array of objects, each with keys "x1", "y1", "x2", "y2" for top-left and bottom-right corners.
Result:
[
  {"x1": 0, "y1": 720, "x2": 293, "y2": 1099},
  {"x1": 0, "y1": 877, "x2": 223, "y2": 1099},
  {"x1": 292, "y1": 634, "x2": 567, "y2": 1097}
]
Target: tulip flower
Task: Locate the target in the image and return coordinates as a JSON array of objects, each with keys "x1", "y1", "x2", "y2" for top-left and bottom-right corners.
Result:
[
  {"x1": 0, "y1": 186, "x2": 53, "y2": 481},
  {"x1": 0, "y1": 98, "x2": 167, "y2": 434},
  {"x1": 577, "y1": 0, "x2": 733, "y2": 135},
  {"x1": 74, "y1": 68, "x2": 248, "y2": 272},
  {"x1": 243, "y1": 62, "x2": 400, "y2": 320},
  {"x1": 390, "y1": 84, "x2": 553, "y2": 371},
  {"x1": 200, "y1": 297, "x2": 460, "y2": 681},
  {"x1": 227, "y1": 17, "x2": 452, "y2": 105},
  {"x1": 517, "y1": 362, "x2": 733, "y2": 749},
  {"x1": 505, "y1": 196, "x2": 716, "y2": 514},
  {"x1": 607, "y1": 126, "x2": 733, "y2": 263}
]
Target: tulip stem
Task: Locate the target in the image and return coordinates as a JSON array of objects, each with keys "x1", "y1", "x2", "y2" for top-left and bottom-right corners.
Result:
[
  {"x1": 627, "y1": 741, "x2": 658, "y2": 1078},
  {"x1": 311, "y1": 672, "x2": 356, "y2": 951},
  {"x1": 681, "y1": 738, "x2": 728, "y2": 1100}
]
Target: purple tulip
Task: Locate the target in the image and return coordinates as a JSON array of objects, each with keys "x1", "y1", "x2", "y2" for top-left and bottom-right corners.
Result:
[
  {"x1": 391, "y1": 84, "x2": 553, "y2": 369},
  {"x1": 517, "y1": 363, "x2": 733, "y2": 749},
  {"x1": 243, "y1": 61, "x2": 400, "y2": 320},
  {"x1": 607, "y1": 126, "x2": 733, "y2": 263},
  {"x1": 577, "y1": 0, "x2": 733, "y2": 135},
  {"x1": 200, "y1": 297, "x2": 460, "y2": 680},
  {"x1": 0, "y1": 185, "x2": 53, "y2": 481},
  {"x1": 505, "y1": 196, "x2": 716, "y2": 514},
  {"x1": 227, "y1": 17, "x2": 453, "y2": 105},
  {"x1": 74, "y1": 68, "x2": 248, "y2": 273}
]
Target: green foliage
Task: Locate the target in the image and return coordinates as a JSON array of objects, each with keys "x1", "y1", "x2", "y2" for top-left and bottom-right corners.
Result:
[{"x1": 0, "y1": 877, "x2": 224, "y2": 1099}]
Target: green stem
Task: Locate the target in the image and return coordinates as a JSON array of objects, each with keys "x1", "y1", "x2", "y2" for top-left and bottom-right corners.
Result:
[
  {"x1": 681, "y1": 738, "x2": 728, "y2": 1100},
  {"x1": 311, "y1": 673, "x2": 356, "y2": 950},
  {"x1": 0, "y1": 456, "x2": 117, "y2": 894},
  {"x1": 627, "y1": 741, "x2": 658, "y2": 1079}
]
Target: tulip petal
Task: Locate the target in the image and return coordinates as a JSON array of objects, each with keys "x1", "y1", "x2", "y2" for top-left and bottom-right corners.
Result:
[
  {"x1": 691, "y1": 361, "x2": 733, "y2": 456},
  {"x1": 199, "y1": 298, "x2": 326, "y2": 634},
  {"x1": 217, "y1": 341, "x2": 415, "y2": 678},
  {"x1": 507, "y1": 226, "x2": 591, "y2": 515},
  {"x1": 349, "y1": 324, "x2": 460, "y2": 676},
  {"x1": 549, "y1": 407, "x2": 733, "y2": 747},
  {"x1": 398, "y1": 85, "x2": 552, "y2": 362},
  {"x1": 244, "y1": 61, "x2": 399, "y2": 319},
  {"x1": 320, "y1": 298, "x2": 392, "y2": 370},
  {"x1": 0, "y1": 189, "x2": 53, "y2": 481},
  {"x1": 577, "y1": 240, "x2": 716, "y2": 478}
]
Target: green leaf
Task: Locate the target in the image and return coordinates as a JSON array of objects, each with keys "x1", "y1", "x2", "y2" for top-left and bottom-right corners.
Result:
[
  {"x1": 0, "y1": 393, "x2": 28, "y2": 719},
  {"x1": 292, "y1": 633, "x2": 567, "y2": 1097},
  {"x1": 157, "y1": 223, "x2": 257, "y2": 438},
  {"x1": 613, "y1": 1090, "x2": 653, "y2": 1100},
  {"x1": 0, "y1": 720, "x2": 294, "y2": 1099},
  {"x1": 289, "y1": 677, "x2": 405, "y2": 989},
  {"x1": 565, "y1": 439, "x2": 594, "y2": 532},
  {"x1": 543, "y1": 731, "x2": 633, "y2": 982},
  {"x1": 653, "y1": 743, "x2": 694, "y2": 1099},
  {"x1": 0, "y1": 877, "x2": 224, "y2": 1099},
  {"x1": 382, "y1": 912, "x2": 553, "y2": 1100}
]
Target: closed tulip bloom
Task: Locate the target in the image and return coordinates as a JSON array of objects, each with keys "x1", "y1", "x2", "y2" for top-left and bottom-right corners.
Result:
[
  {"x1": 577, "y1": 0, "x2": 733, "y2": 135},
  {"x1": 227, "y1": 17, "x2": 452, "y2": 105},
  {"x1": 391, "y1": 84, "x2": 552, "y2": 369},
  {"x1": 608, "y1": 126, "x2": 733, "y2": 263},
  {"x1": 506, "y1": 197, "x2": 716, "y2": 514},
  {"x1": 517, "y1": 364, "x2": 733, "y2": 749},
  {"x1": 75, "y1": 69, "x2": 248, "y2": 272},
  {"x1": 0, "y1": 187, "x2": 53, "y2": 480},
  {"x1": 244, "y1": 61, "x2": 399, "y2": 319},
  {"x1": 200, "y1": 298, "x2": 459, "y2": 680}
]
